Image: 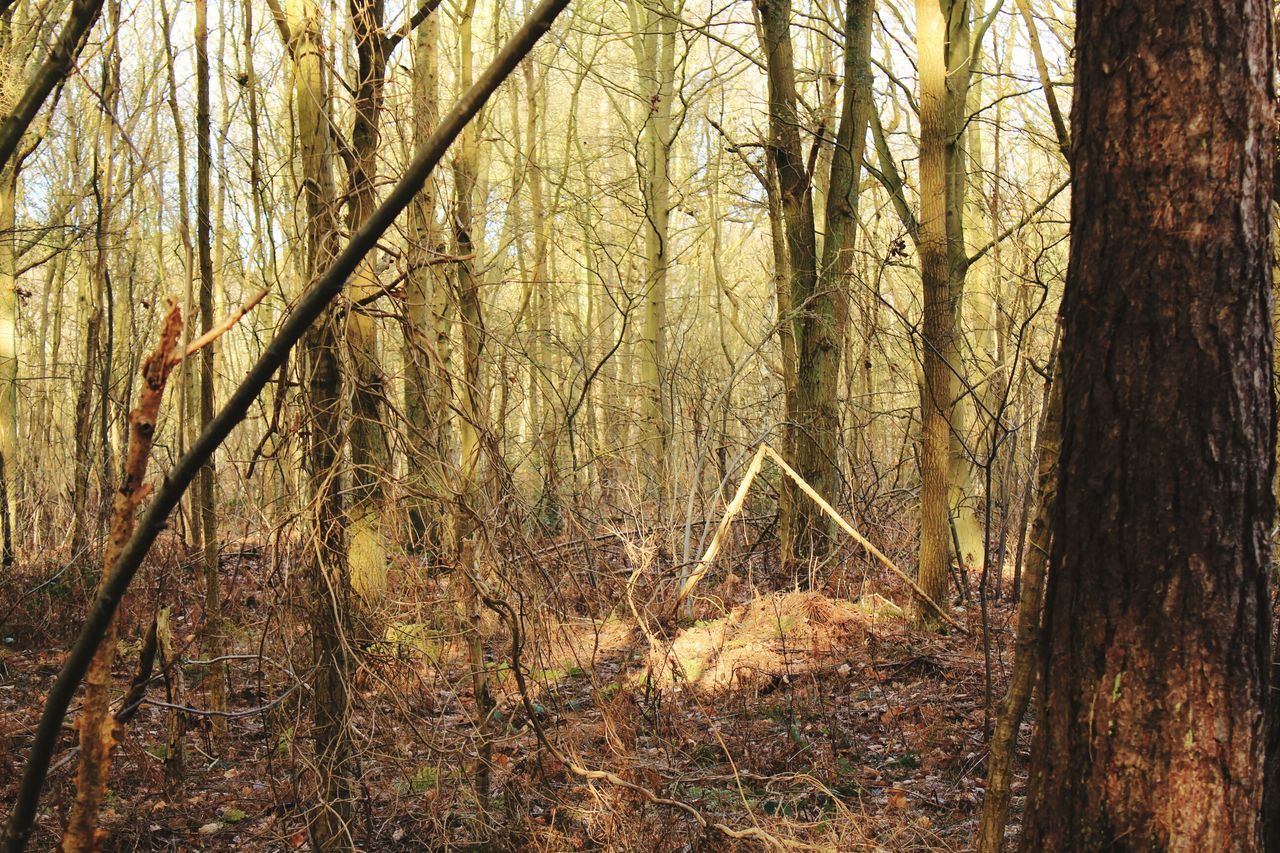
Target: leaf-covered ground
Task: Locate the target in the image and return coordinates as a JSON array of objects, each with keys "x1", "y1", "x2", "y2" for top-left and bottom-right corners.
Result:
[{"x1": 0, "y1": 535, "x2": 1028, "y2": 851}]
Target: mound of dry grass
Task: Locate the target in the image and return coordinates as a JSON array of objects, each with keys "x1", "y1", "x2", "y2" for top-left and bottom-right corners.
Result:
[{"x1": 644, "y1": 590, "x2": 902, "y2": 694}]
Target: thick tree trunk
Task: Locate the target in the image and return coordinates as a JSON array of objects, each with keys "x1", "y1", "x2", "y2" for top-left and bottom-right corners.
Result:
[{"x1": 1020, "y1": 0, "x2": 1274, "y2": 847}]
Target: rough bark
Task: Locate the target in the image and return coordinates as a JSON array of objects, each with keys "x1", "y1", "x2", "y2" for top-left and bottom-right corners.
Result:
[{"x1": 1020, "y1": 0, "x2": 1275, "y2": 847}]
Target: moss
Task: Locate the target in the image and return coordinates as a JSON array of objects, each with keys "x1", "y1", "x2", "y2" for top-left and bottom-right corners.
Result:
[{"x1": 349, "y1": 512, "x2": 387, "y2": 600}]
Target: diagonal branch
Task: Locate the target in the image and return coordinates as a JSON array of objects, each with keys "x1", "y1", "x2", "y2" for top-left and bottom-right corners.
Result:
[
  {"x1": 0, "y1": 0, "x2": 104, "y2": 171},
  {"x1": 965, "y1": 178, "x2": 1069, "y2": 268},
  {"x1": 382, "y1": 0, "x2": 445, "y2": 54}
]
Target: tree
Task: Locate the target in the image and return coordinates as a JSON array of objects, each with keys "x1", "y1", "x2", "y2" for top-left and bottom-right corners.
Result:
[
  {"x1": 630, "y1": 0, "x2": 677, "y2": 505},
  {"x1": 345, "y1": 0, "x2": 394, "y2": 602},
  {"x1": 403, "y1": 8, "x2": 452, "y2": 556},
  {"x1": 912, "y1": 0, "x2": 977, "y2": 627},
  {"x1": 754, "y1": 0, "x2": 872, "y2": 565},
  {"x1": 193, "y1": 0, "x2": 226, "y2": 732},
  {"x1": 283, "y1": 0, "x2": 356, "y2": 844},
  {"x1": 1020, "y1": 0, "x2": 1274, "y2": 846}
]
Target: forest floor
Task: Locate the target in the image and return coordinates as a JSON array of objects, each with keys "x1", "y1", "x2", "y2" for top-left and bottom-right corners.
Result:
[{"x1": 0, "y1": 531, "x2": 1025, "y2": 851}]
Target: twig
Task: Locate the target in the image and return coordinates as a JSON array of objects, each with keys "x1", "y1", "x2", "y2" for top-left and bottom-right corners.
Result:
[{"x1": 176, "y1": 287, "x2": 269, "y2": 363}]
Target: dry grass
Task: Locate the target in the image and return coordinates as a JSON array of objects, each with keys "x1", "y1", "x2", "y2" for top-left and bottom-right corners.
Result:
[{"x1": 643, "y1": 591, "x2": 872, "y2": 694}]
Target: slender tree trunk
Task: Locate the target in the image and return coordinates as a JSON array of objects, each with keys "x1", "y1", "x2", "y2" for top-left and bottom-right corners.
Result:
[
  {"x1": 0, "y1": 163, "x2": 18, "y2": 566},
  {"x1": 913, "y1": 0, "x2": 958, "y2": 626},
  {"x1": 524, "y1": 58, "x2": 560, "y2": 527},
  {"x1": 345, "y1": 0, "x2": 391, "y2": 603},
  {"x1": 285, "y1": 0, "x2": 355, "y2": 845},
  {"x1": 159, "y1": 0, "x2": 199, "y2": 553},
  {"x1": 942, "y1": 2, "x2": 984, "y2": 584},
  {"x1": 763, "y1": 157, "x2": 798, "y2": 558},
  {"x1": 756, "y1": 0, "x2": 818, "y2": 565},
  {"x1": 977, "y1": 360, "x2": 1059, "y2": 852},
  {"x1": 193, "y1": 0, "x2": 226, "y2": 734},
  {"x1": 453, "y1": 0, "x2": 482, "y2": 536},
  {"x1": 71, "y1": 12, "x2": 121, "y2": 558},
  {"x1": 792, "y1": 0, "x2": 873, "y2": 555},
  {"x1": 631, "y1": 0, "x2": 674, "y2": 506},
  {"x1": 403, "y1": 10, "x2": 452, "y2": 557},
  {"x1": 1021, "y1": 0, "x2": 1274, "y2": 846}
]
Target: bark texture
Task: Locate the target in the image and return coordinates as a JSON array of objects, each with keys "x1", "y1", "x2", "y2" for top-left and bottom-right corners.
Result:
[{"x1": 1021, "y1": 0, "x2": 1275, "y2": 847}]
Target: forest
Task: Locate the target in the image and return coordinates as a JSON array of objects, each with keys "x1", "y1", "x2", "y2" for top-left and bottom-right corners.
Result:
[{"x1": 0, "y1": 0, "x2": 1274, "y2": 849}]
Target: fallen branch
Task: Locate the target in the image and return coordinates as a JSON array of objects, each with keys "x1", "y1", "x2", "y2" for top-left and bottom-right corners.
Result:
[{"x1": 675, "y1": 443, "x2": 965, "y2": 634}]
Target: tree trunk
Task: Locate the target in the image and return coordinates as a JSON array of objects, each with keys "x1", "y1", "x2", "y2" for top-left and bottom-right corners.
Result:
[
  {"x1": 452, "y1": 0, "x2": 483, "y2": 540},
  {"x1": 403, "y1": 9, "x2": 452, "y2": 558},
  {"x1": 631, "y1": 0, "x2": 674, "y2": 507},
  {"x1": 977, "y1": 358, "x2": 1059, "y2": 852},
  {"x1": 912, "y1": 0, "x2": 959, "y2": 627},
  {"x1": 0, "y1": 163, "x2": 17, "y2": 566},
  {"x1": 755, "y1": 0, "x2": 819, "y2": 565},
  {"x1": 193, "y1": 0, "x2": 226, "y2": 733},
  {"x1": 346, "y1": 0, "x2": 391, "y2": 603},
  {"x1": 792, "y1": 0, "x2": 873, "y2": 557},
  {"x1": 1020, "y1": 0, "x2": 1274, "y2": 847},
  {"x1": 285, "y1": 0, "x2": 355, "y2": 845}
]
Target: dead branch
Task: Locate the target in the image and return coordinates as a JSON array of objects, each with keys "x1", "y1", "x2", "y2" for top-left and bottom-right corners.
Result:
[{"x1": 61, "y1": 302, "x2": 184, "y2": 852}]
